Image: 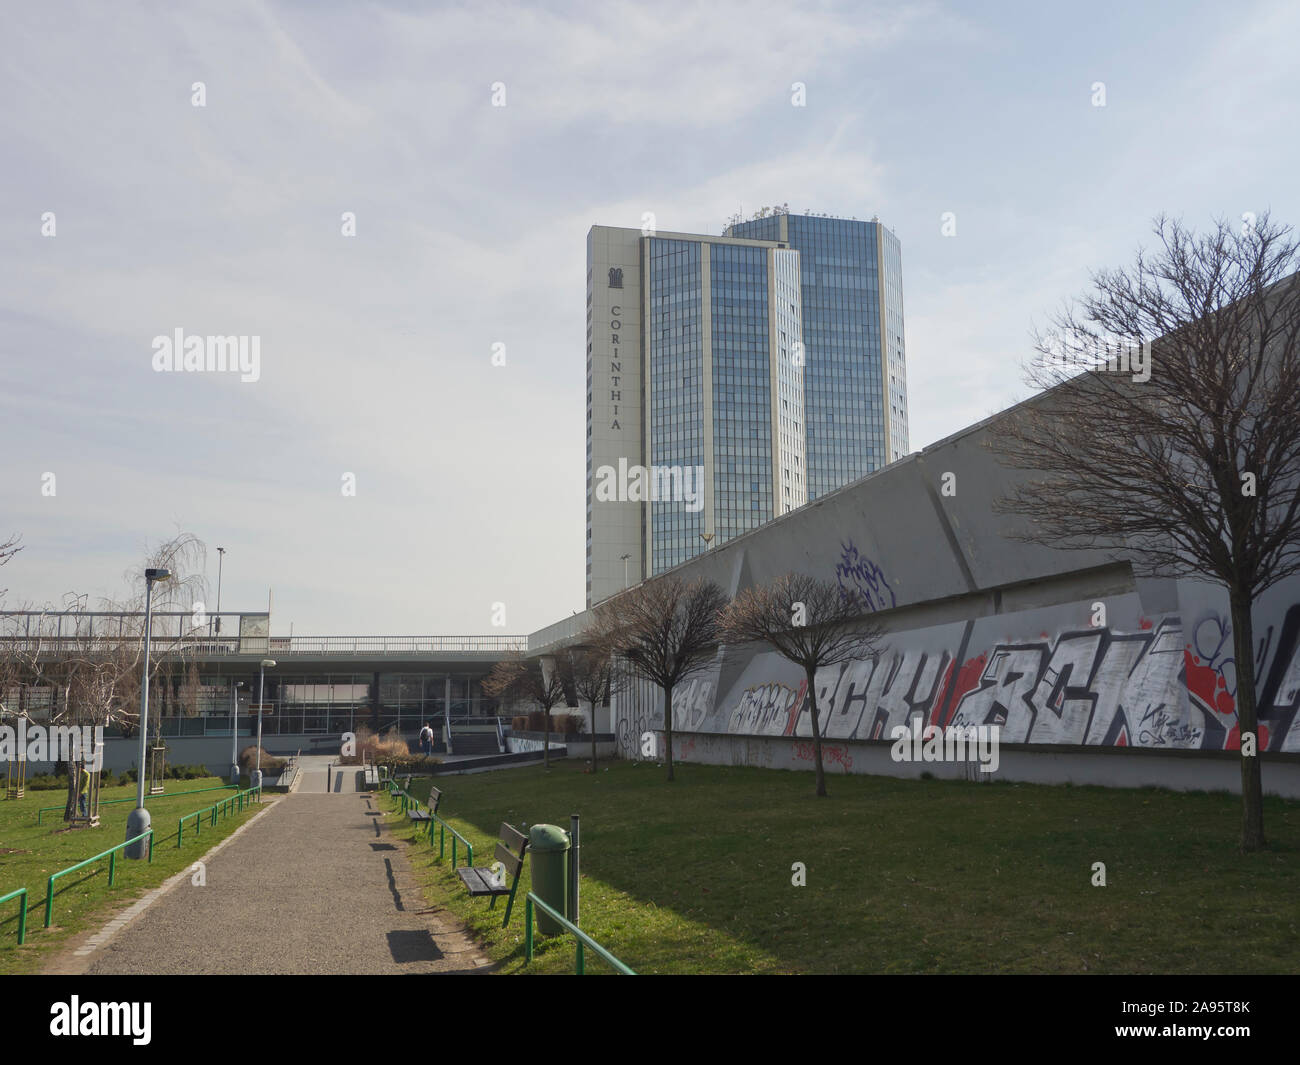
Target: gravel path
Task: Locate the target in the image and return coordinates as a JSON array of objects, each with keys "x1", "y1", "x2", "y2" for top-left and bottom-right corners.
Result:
[{"x1": 56, "y1": 791, "x2": 491, "y2": 975}]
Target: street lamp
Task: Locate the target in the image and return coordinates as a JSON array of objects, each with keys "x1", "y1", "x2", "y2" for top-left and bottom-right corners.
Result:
[
  {"x1": 252, "y1": 659, "x2": 276, "y2": 789},
  {"x1": 214, "y1": 546, "x2": 225, "y2": 637},
  {"x1": 620, "y1": 553, "x2": 631, "y2": 589},
  {"x1": 125, "y1": 567, "x2": 170, "y2": 859},
  {"x1": 229, "y1": 680, "x2": 245, "y2": 784}
]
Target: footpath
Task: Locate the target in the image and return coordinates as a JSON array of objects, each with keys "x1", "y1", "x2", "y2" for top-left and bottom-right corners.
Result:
[{"x1": 46, "y1": 779, "x2": 490, "y2": 975}]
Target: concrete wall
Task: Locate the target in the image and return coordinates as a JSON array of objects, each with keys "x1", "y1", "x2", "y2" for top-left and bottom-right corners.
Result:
[
  {"x1": 606, "y1": 407, "x2": 1300, "y2": 791},
  {"x1": 19, "y1": 733, "x2": 341, "y2": 776}
]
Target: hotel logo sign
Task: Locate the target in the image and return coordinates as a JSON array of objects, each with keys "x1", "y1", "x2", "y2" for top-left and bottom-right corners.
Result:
[{"x1": 608, "y1": 267, "x2": 623, "y2": 289}]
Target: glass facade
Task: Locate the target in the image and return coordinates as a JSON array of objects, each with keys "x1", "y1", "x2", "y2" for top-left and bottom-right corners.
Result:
[
  {"x1": 710, "y1": 243, "x2": 773, "y2": 542},
  {"x1": 730, "y1": 214, "x2": 909, "y2": 498},
  {"x1": 648, "y1": 238, "x2": 705, "y2": 572},
  {"x1": 96, "y1": 670, "x2": 502, "y2": 738}
]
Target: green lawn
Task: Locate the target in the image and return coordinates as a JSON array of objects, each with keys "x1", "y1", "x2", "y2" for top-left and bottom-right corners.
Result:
[
  {"x1": 388, "y1": 761, "x2": 1300, "y2": 975},
  {"x1": 0, "y1": 778, "x2": 262, "y2": 974}
]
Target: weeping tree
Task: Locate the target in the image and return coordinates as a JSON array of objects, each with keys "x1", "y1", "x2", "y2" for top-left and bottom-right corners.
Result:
[
  {"x1": 989, "y1": 213, "x2": 1300, "y2": 852},
  {"x1": 588, "y1": 577, "x2": 729, "y2": 782},
  {"x1": 33, "y1": 533, "x2": 212, "y2": 819},
  {"x1": 722, "y1": 573, "x2": 884, "y2": 797},
  {"x1": 483, "y1": 651, "x2": 568, "y2": 768}
]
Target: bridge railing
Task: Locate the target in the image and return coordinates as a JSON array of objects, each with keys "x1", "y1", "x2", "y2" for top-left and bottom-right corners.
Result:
[{"x1": 0, "y1": 633, "x2": 527, "y2": 656}]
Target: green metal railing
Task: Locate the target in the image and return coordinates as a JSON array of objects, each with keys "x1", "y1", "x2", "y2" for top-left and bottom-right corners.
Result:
[
  {"x1": 1, "y1": 887, "x2": 28, "y2": 945},
  {"x1": 524, "y1": 893, "x2": 635, "y2": 975},
  {"x1": 389, "y1": 785, "x2": 473, "y2": 866},
  {"x1": 36, "y1": 783, "x2": 241, "y2": 824},
  {"x1": 177, "y1": 785, "x2": 260, "y2": 847},
  {"x1": 430, "y1": 813, "x2": 474, "y2": 867},
  {"x1": 45, "y1": 830, "x2": 154, "y2": 928}
]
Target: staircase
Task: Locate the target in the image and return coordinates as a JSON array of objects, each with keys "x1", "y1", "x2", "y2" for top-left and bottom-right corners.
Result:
[{"x1": 450, "y1": 732, "x2": 500, "y2": 756}]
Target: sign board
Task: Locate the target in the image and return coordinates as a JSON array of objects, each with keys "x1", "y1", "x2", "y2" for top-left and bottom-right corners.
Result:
[{"x1": 249, "y1": 704, "x2": 274, "y2": 715}]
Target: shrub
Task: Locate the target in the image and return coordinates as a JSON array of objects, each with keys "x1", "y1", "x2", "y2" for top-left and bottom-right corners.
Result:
[
  {"x1": 511, "y1": 716, "x2": 528, "y2": 731},
  {"x1": 371, "y1": 729, "x2": 411, "y2": 762},
  {"x1": 239, "y1": 745, "x2": 286, "y2": 773},
  {"x1": 555, "y1": 713, "x2": 585, "y2": 736}
]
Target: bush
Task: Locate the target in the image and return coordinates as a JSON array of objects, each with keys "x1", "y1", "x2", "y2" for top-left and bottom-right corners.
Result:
[
  {"x1": 555, "y1": 713, "x2": 585, "y2": 736},
  {"x1": 511, "y1": 716, "x2": 528, "y2": 731},
  {"x1": 239, "y1": 745, "x2": 286, "y2": 773},
  {"x1": 383, "y1": 753, "x2": 442, "y2": 772},
  {"x1": 338, "y1": 726, "x2": 416, "y2": 766}
]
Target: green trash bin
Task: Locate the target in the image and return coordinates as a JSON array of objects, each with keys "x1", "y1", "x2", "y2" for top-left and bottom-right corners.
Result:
[{"x1": 528, "y1": 824, "x2": 570, "y2": 935}]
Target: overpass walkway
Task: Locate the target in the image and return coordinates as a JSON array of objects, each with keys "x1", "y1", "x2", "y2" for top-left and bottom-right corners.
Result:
[{"x1": 47, "y1": 787, "x2": 491, "y2": 975}]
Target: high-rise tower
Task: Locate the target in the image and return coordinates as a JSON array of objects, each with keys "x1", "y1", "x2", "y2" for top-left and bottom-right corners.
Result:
[{"x1": 586, "y1": 212, "x2": 906, "y2": 608}]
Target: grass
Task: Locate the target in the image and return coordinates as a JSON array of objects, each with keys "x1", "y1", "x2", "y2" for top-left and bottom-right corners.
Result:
[
  {"x1": 387, "y1": 760, "x2": 1300, "y2": 975},
  {"x1": 0, "y1": 777, "x2": 262, "y2": 974}
]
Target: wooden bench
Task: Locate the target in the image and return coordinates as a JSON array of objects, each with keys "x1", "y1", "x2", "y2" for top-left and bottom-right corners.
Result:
[
  {"x1": 456, "y1": 823, "x2": 528, "y2": 927},
  {"x1": 408, "y1": 786, "x2": 440, "y2": 825}
]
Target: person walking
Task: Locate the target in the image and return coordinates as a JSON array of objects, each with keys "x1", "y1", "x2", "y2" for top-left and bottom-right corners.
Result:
[{"x1": 419, "y1": 722, "x2": 433, "y2": 757}]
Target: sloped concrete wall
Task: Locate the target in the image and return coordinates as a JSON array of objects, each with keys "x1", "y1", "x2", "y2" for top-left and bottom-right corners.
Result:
[{"x1": 603, "y1": 413, "x2": 1300, "y2": 792}]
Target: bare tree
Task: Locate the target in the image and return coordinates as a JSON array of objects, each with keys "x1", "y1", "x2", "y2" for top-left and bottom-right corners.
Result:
[
  {"x1": 722, "y1": 573, "x2": 884, "y2": 797},
  {"x1": 557, "y1": 642, "x2": 629, "y2": 772},
  {"x1": 989, "y1": 213, "x2": 1300, "y2": 852},
  {"x1": 0, "y1": 534, "x2": 19, "y2": 601},
  {"x1": 483, "y1": 651, "x2": 568, "y2": 768},
  {"x1": 0, "y1": 533, "x2": 211, "y2": 819},
  {"x1": 588, "y1": 577, "x2": 729, "y2": 782}
]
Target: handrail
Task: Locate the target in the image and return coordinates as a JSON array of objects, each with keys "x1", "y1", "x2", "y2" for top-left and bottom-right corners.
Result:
[
  {"x1": 177, "y1": 785, "x2": 260, "y2": 846},
  {"x1": 389, "y1": 785, "x2": 473, "y2": 866},
  {"x1": 524, "y1": 892, "x2": 636, "y2": 975},
  {"x1": 1, "y1": 887, "x2": 28, "y2": 944},
  {"x1": 37, "y1": 783, "x2": 241, "y2": 824},
  {"x1": 0, "y1": 633, "x2": 528, "y2": 655},
  {"x1": 45, "y1": 830, "x2": 154, "y2": 928}
]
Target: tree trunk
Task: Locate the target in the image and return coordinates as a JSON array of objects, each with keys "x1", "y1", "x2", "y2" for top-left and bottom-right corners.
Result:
[
  {"x1": 1229, "y1": 586, "x2": 1266, "y2": 851},
  {"x1": 590, "y1": 701, "x2": 598, "y2": 772},
  {"x1": 543, "y1": 708, "x2": 551, "y2": 768},
  {"x1": 63, "y1": 760, "x2": 76, "y2": 822},
  {"x1": 807, "y1": 666, "x2": 827, "y2": 797},
  {"x1": 663, "y1": 683, "x2": 674, "y2": 782}
]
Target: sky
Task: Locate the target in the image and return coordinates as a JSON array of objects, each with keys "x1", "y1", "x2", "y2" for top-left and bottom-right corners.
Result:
[{"x1": 2, "y1": 0, "x2": 1299, "y2": 637}]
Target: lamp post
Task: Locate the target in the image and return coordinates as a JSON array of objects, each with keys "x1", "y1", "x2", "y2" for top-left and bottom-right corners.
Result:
[
  {"x1": 125, "y1": 567, "x2": 170, "y2": 859},
  {"x1": 252, "y1": 659, "x2": 276, "y2": 789},
  {"x1": 229, "y1": 680, "x2": 245, "y2": 784},
  {"x1": 214, "y1": 546, "x2": 225, "y2": 637},
  {"x1": 620, "y1": 553, "x2": 631, "y2": 589}
]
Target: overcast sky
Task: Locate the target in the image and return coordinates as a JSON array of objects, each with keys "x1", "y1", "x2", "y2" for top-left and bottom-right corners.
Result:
[{"x1": 2, "y1": 0, "x2": 1298, "y2": 636}]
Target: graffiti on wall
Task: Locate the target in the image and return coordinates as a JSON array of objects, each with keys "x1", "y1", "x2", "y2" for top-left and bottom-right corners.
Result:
[
  {"x1": 616, "y1": 606, "x2": 1300, "y2": 755},
  {"x1": 835, "y1": 540, "x2": 895, "y2": 612}
]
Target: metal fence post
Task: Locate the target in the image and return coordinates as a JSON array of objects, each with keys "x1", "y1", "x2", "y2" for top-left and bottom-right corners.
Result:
[{"x1": 569, "y1": 813, "x2": 580, "y2": 925}]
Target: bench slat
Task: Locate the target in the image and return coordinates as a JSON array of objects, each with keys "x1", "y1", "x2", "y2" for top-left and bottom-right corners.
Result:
[
  {"x1": 494, "y1": 842, "x2": 524, "y2": 878},
  {"x1": 457, "y1": 867, "x2": 509, "y2": 897},
  {"x1": 498, "y1": 823, "x2": 527, "y2": 853}
]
